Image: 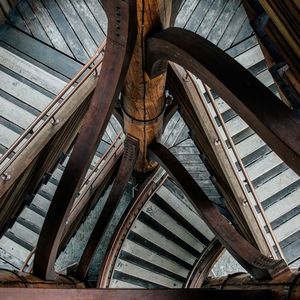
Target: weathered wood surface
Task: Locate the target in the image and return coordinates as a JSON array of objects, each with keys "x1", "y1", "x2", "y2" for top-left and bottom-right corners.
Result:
[
  {"x1": 0, "y1": 287, "x2": 272, "y2": 300},
  {"x1": 168, "y1": 63, "x2": 274, "y2": 257},
  {"x1": 76, "y1": 135, "x2": 138, "y2": 280},
  {"x1": 0, "y1": 0, "x2": 19, "y2": 24},
  {"x1": 32, "y1": 0, "x2": 137, "y2": 280},
  {"x1": 146, "y1": 27, "x2": 300, "y2": 178},
  {"x1": 122, "y1": 0, "x2": 175, "y2": 172},
  {"x1": 149, "y1": 143, "x2": 289, "y2": 280},
  {"x1": 0, "y1": 72, "x2": 97, "y2": 198}
]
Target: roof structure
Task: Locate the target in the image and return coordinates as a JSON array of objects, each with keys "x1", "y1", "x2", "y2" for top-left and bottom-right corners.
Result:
[{"x1": 0, "y1": 0, "x2": 299, "y2": 298}]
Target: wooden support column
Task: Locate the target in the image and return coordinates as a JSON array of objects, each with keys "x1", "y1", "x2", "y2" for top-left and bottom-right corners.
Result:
[{"x1": 122, "y1": 1, "x2": 173, "y2": 173}]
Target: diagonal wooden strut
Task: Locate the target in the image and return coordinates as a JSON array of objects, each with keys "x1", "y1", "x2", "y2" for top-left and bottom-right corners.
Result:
[
  {"x1": 75, "y1": 135, "x2": 139, "y2": 280},
  {"x1": 148, "y1": 143, "x2": 288, "y2": 280},
  {"x1": 32, "y1": 0, "x2": 137, "y2": 280},
  {"x1": 185, "y1": 238, "x2": 224, "y2": 288},
  {"x1": 98, "y1": 166, "x2": 167, "y2": 287},
  {"x1": 166, "y1": 64, "x2": 275, "y2": 257},
  {"x1": 146, "y1": 27, "x2": 300, "y2": 177}
]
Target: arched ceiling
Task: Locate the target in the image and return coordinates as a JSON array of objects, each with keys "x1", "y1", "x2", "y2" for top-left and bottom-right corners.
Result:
[{"x1": 0, "y1": 0, "x2": 299, "y2": 289}]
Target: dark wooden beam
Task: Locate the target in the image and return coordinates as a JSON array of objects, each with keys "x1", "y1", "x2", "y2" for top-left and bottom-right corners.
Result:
[
  {"x1": 32, "y1": 0, "x2": 137, "y2": 280},
  {"x1": 75, "y1": 135, "x2": 139, "y2": 280},
  {"x1": 146, "y1": 27, "x2": 300, "y2": 177},
  {"x1": 58, "y1": 142, "x2": 123, "y2": 253},
  {"x1": 0, "y1": 98, "x2": 90, "y2": 236},
  {"x1": 98, "y1": 166, "x2": 166, "y2": 287},
  {"x1": 166, "y1": 64, "x2": 273, "y2": 256},
  {"x1": 148, "y1": 143, "x2": 289, "y2": 280},
  {"x1": 203, "y1": 271, "x2": 300, "y2": 300},
  {"x1": 185, "y1": 238, "x2": 224, "y2": 288},
  {"x1": 0, "y1": 269, "x2": 82, "y2": 288},
  {"x1": 0, "y1": 288, "x2": 272, "y2": 300}
]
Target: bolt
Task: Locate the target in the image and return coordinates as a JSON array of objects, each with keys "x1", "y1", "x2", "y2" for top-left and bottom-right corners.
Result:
[
  {"x1": 214, "y1": 139, "x2": 220, "y2": 146},
  {"x1": 50, "y1": 117, "x2": 59, "y2": 125},
  {"x1": 1, "y1": 172, "x2": 11, "y2": 181},
  {"x1": 183, "y1": 71, "x2": 190, "y2": 82}
]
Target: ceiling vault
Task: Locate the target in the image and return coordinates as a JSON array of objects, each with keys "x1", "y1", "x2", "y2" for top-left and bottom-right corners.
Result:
[{"x1": 0, "y1": 0, "x2": 299, "y2": 298}]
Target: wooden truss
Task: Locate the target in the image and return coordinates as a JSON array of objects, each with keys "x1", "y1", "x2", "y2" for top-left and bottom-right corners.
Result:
[{"x1": 0, "y1": 0, "x2": 299, "y2": 298}]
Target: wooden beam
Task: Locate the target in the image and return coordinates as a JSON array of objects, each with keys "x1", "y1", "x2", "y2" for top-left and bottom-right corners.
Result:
[
  {"x1": 98, "y1": 166, "x2": 166, "y2": 287},
  {"x1": 185, "y1": 239, "x2": 224, "y2": 288},
  {"x1": 203, "y1": 271, "x2": 300, "y2": 300},
  {"x1": 0, "y1": 269, "x2": 82, "y2": 288},
  {"x1": 121, "y1": 0, "x2": 173, "y2": 173},
  {"x1": 146, "y1": 27, "x2": 300, "y2": 177},
  {"x1": 32, "y1": 0, "x2": 137, "y2": 280},
  {"x1": 148, "y1": 143, "x2": 288, "y2": 280},
  {"x1": 75, "y1": 135, "x2": 139, "y2": 280},
  {"x1": 0, "y1": 288, "x2": 272, "y2": 300},
  {"x1": 0, "y1": 98, "x2": 90, "y2": 235},
  {"x1": 166, "y1": 65, "x2": 259, "y2": 250},
  {"x1": 0, "y1": 68, "x2": 97, "y2": 199},
  {"x1": 58, "y1": 139, "x2": 123, "y2": 252},
  {"x1": 167, "y1": 63, "x2": 275, "y2": 257}
]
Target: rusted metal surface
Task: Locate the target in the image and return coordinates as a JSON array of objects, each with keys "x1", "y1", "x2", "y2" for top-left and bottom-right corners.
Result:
[
  {"x1": 148, "y1": 143, "x2": 289, "y2": 280},
  {"x1": 98, "y1": 167, "x2": 168, "y2": 287},
  {"x1": 185, "y1": 239, "x2": 224, "y2": 288},
  {"x1": 146, "y1": 27, "x2": 300, "y2": 177},
  {"x1": 32, "y1": 0, "x2": 137, "y2": 280},
  {"x1": 0, "y1": 288, "x2": 272, "y2": 300},
  {"x1": 75, "y1": 135, "x2": 139, "y2": 280}
]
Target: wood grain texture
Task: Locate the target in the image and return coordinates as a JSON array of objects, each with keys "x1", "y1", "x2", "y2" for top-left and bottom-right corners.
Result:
[{"x1": 122, "y1": 0, "x2": 174, "y2": 172}]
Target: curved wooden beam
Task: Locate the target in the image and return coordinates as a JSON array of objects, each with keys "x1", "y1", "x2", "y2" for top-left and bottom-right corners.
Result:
[
  {"x1": 166, "y1": 64, "x2": 274, "y2": 256},
  {"x1": 146, "y1": 27, "x2": 300, "y2": 177},
  {"x1": 75, "y1": 135, "x2": 139, "y2": 280},
  {"x1": 33, "y1": 0, "x2": 137, "y2": 280},
  {"x1": 98, "y1": 166, "x2": 166, "y2": 287},
  {"x1": 148, "y1": 143, "x2": 288, "y2": 280},
  {"x1": 185, "y1": 239, "x2": 224, "y2": 288},
  {"x1": 58, "y1": 138, "x2": 123, "y2": 253}
]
